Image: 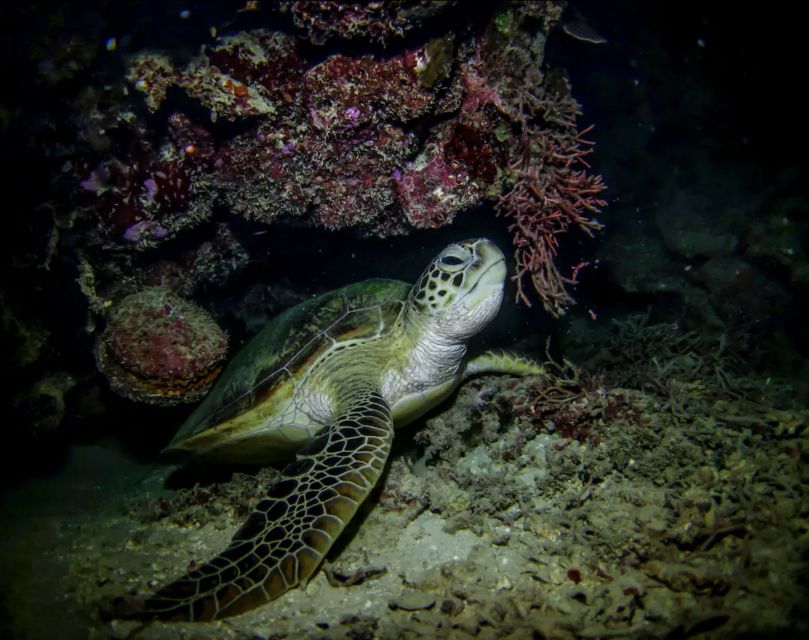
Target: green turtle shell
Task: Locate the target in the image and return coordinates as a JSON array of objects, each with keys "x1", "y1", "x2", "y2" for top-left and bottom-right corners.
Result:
[{"x1": 166, "y1": 279, "x2": 410, "y2": 457}]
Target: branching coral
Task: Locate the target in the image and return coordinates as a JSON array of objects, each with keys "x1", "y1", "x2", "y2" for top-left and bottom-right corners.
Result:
[
  {"x1": 496, "y1": 119, "x2": 606, "y2": 315},
  {"x1": 494, "y1": 80, "x2": 607, "y2": 315}
]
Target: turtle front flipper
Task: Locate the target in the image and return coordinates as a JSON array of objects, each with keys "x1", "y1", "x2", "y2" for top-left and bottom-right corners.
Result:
[
  {"x1": 137, "y1": 389, "x2": 393, "y2": 622},
  {"x1": 462, "y1": 350, "x2": 545, "y2": 380}
]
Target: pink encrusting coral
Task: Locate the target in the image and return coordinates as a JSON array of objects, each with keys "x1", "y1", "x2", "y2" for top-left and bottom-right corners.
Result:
[
  {"x1": 309, "y1": 125, "x2": 419, "y2": 233},
  {"x1": 397, "y1": 121, "x2": 496, "y2": 230},
  {"x1": 128, "y1": 31, "x2": 305, "y2": 122},
  {"x1": 95, "y1": 288, "x2": 228, "y2": 406},
  {"x1": 215, "y1": 120, "x2": 418, "y2": 236},
  {"x1": 396, "y1": 44, "x2": 511, "y2": 230},
  {"x1": 302, "y1": 50, "x2": 436, "y2": 133}
]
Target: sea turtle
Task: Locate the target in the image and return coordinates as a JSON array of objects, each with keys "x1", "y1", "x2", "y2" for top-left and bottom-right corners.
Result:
[{"x1": 131, "y1": 238, "x2": 543, "y2": 622}]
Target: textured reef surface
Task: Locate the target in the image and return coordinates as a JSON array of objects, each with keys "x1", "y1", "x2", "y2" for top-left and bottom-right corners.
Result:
[{"x1": 63, "y1": 0, "x2": 603, "y2": 369}]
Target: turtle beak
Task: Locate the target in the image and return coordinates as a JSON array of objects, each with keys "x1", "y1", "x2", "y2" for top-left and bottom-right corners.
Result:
[
  {"x1": 473, "y1": 238, "x2": 507, "y2": 287},
  {"x1": 455, "y1": 238, "x2": 506, "y2": 314}
]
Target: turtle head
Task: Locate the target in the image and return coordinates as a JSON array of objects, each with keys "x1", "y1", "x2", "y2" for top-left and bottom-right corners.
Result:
[{"x1": 409, "y1": 238, "x2": 506, "y2": 341}]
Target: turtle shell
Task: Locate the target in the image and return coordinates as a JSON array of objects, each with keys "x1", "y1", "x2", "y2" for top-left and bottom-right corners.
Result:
[{"x1": 167, "y1": 278, "x2": 410, "y2": 457}]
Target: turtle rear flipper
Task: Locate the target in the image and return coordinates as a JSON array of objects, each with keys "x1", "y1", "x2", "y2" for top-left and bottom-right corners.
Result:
[{"x1": 137, "y1": 389, "x2": 393, "y2": 622}]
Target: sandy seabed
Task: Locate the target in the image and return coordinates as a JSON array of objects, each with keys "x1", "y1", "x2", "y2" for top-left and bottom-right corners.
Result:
[{"x1": 2, "y1": 368, "x2": 807, "y2": 640}]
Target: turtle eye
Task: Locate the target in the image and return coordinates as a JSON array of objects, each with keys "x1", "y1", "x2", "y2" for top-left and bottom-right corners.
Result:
[{"x1": 438, "y1": 247, "x2": 470, "y2": 270}]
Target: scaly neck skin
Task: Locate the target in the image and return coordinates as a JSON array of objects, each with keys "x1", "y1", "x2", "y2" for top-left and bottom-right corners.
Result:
[{"x1": 382, "y1": 300, "x2": 467, "y2": 403}]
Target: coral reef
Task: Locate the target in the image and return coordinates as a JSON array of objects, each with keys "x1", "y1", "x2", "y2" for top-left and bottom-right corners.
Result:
[
  {"x1": 128, "y1": 31, "x2": 305, "y2": 123},
  {"x1": 94, "y1": 287, "x2": 228, "y2": 406},
  {"x1": 280, "y1": 1, "x2": 456, "y2": 45},
  {"x1": 2, "y1": 3, "x2": 807, "y2": 638},
  {"x1": 70, "y1": 0, "x2": 602, "y2": 325}
]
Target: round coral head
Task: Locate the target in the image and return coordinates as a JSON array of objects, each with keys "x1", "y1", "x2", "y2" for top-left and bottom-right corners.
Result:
[{"x1": 95, "y1": 287, "x2": 228, "y2": 406}]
